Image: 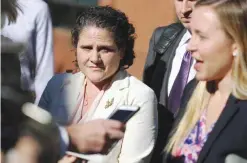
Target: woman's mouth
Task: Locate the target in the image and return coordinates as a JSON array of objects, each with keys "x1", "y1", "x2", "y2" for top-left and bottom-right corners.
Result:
[
  {"x1": 89, "y1": 66, "x2": 104, "y2": 70},
  {"x1": 194, "y1": 59, "x2": 203, "y2": 71}
]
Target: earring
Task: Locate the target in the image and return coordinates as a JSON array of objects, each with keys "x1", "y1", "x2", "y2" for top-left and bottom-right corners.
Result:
[{"x1": 233, "y1": 51, "x2": 238, "y2": 57}]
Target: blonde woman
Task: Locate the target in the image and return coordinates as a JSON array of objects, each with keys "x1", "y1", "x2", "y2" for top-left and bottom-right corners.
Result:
[{"x1": 163, "y1": 0, "x2": 247, "y2": 162}]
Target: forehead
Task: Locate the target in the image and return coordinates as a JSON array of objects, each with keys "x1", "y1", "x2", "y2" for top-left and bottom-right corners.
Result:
[
  {"x1": 174, "y1": 0, "x2": 197, "y2": 5},
  {"x1": 191, "y1": 6, "x2": 222, "y2": 32},
  {"x1": 79, "y1": 26, "x2": 114, "y2": 43}
]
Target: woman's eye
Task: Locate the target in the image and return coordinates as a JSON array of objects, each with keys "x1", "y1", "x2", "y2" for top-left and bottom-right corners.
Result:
[
  {"x1": 199, "y1": 35, "x2": 207, "y2": 40},
  {"x1": 84, "y1": 47, "x2": 91, "y2": 50},
  {"x1": 80, "y1": 46, "x2": 92, "y2": 51},
  {"x1": 101, "y1": 49, "x2": 109, "y2": 53},
  {"x1": 100, "y1": 47, "x2": 115, "y2": 53}
]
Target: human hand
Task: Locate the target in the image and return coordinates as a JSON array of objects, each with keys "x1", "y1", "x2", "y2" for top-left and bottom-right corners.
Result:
[{"x1": 66, "y1": 119, "x2": 125, "y2": 154}]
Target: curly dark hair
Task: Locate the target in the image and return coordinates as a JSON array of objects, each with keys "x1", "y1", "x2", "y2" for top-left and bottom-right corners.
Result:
[{"x1": 71, "y1": 6, "x2": 136, "y2": 69}]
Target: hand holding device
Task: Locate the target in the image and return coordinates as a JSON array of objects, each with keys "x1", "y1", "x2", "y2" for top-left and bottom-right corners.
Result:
[
  {"x1": 66, "y1": 105, "x2": 140, "y2": 161},
  {"x1": 108, "y1": 105, "x2": 140, "y2": 123}
]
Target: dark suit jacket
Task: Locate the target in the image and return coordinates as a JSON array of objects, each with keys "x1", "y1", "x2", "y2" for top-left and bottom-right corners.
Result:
[
  {"x1": 163, "y1": 80, "x2": 247, "y2": 163},
  {"x1": 143, "y1": 23, "x2": 185, "y2": 162}
]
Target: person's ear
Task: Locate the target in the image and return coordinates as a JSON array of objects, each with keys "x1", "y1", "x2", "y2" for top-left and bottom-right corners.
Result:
[
  {"x1": 233, "y1": 50, "x2": 238, "y2": 57},
  {"x1": 119, "y1": 49, "x2": 125, "y2": 59},
  {"x1": 232, "y1": 43, "x2": 240, "y2": 57}
]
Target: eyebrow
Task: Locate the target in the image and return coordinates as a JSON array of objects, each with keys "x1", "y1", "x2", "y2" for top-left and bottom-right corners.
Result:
[
  {"x1": 80, "y1": 44, "x2": 117, "y2": 50},
  {"x1": 194, "y1": 29, "x2": 205, "y2": 35},
  {"x1": 80, "y1": 44, "x2": 115, "y2": 47}
]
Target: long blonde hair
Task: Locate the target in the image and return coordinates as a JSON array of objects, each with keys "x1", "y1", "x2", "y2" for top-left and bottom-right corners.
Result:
[{"x1": 166, "y1": 0, "x2": 247, "y2": 153}]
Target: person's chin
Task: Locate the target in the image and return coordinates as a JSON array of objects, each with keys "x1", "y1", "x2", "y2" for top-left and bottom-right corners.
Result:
[
  {"x1": 87, "y1": 76, "x2": 104, "y2": 83},
  {"x1": 195, "y1": 73, "x2": 208, "y2": 82},
  {"x1": 182, "y1": 22, "x2": 190, "y2": 29},
  {"x1": 179, "y1": 18, "x2": 191, "y2": 28}
]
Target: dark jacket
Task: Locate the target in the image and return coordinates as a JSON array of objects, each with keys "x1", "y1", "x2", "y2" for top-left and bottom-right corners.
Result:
[
  {"x1": 163, "y1": 80, "x2": 247, "y2": 163},
  {"x1": 143, "y1": 23, "x2": 185, "y2": 163}
]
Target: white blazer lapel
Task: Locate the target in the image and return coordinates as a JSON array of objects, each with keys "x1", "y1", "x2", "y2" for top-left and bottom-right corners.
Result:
[{"x1": 91, "y1": 70, "x2": 130, "y2": 119}]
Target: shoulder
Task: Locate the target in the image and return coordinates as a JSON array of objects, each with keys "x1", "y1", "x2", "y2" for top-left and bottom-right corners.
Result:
[
  {"x1": 127, "y1": 74, "x2": 157, "y2": 103},
  {"x1": 226, "y1": 95, "x2": 247, "y2": 111},
  {"x1": 48, "y1": 72, "x2": 84, "y2": 86},
  {"x1": 18, "y1": 0, "x2": 48, "y2": 10},
  {"x1": 150, "y1": 23, "x2": 183, "y2": 43},
  {"x1": 25, "y1": 0, "x2": 48, "y2": 9},
  {"x1": 153, "y1": 23, "x2": 185, "y2": 54},
  {"x1": 238, "y1": 100, "x2": 247, "y2": 130},
  {"x1": 46, "y1": 73, "x2": 71, "y2": 88},
  {"x1": 50, "y1": 73, "x2": 69, "y2": 81},
  {"x1": 18, "y1": 0, "x2": 49, "y2": 17},
  {"x1": 236, "y1": 99, "x2": 247, "y2": 116},
  {"x1": 152, "y1": 23, "x2": 184, "y2": 36},
  {"x1": 152, "y1": 26, "x2": 166, "y2": 36},
  {"x1": 238, "y1": 99, "x2": 247, "y2": 108},
  {"x1": 34, "y1": 0, "x2": 49, "y2": 13}
]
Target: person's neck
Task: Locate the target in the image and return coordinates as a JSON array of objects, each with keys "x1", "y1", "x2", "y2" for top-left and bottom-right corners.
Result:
[
  {"x1": 86, "y1": 77, "x2": 113, "y2": 93},
  {"x1": 213, "y1": 70, "x2": 232, "y2": 100}
]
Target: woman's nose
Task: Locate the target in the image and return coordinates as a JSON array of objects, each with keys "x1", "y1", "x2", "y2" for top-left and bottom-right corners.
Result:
[
  {"x1": 187, "y1": 38, "x2": 195, "y2": 52},
  {"x1": 90, "y1": 50, "x2": 101, "y2": 63}
]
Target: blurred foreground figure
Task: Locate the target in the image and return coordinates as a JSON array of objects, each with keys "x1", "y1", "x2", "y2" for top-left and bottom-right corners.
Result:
[
  {"x1": 1, "y1": 2, "x2": 60, "y2": 161},
  {"x1": 4, "y1": 103, "x2": 60, "y2": 163},
  {"x1": 1, "y1": 2, "x2": 126, "y2": 163},
  {"x1": 1, "y1": 36, "x2": 60, "y2": 163},
  {"x1": 2, "y1": 0, "x2": 54, "y2": 104}
]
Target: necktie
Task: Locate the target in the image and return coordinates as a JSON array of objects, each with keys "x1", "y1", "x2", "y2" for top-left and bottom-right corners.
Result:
[{"x1": 168, "y1": 51, "x2": 193, "y2": 115}]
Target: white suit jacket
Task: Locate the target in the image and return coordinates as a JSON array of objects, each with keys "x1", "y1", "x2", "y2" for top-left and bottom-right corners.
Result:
[{"x1": 39, "y1": 70, "x2": 158, "y2": 163}]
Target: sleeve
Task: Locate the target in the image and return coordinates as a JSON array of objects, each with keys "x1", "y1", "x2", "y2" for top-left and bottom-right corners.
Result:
[
  {"x1": 38, "y1": 75, "x2": 69, "y2": 156},
  {"x1": 142, "y1": 27, "x2": 163, "y2": 86},
  {"x1": 38, "y1": 75, "x2": 54, "y2": 111},
  {"x1": 34, "y1": 2, "x2": 54, "y2": 104},
  {"x1": 118, "y1": 89, "x2": 158, "y2": 163}
]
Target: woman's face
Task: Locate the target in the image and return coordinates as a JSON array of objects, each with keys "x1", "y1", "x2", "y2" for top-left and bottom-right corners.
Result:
[
  {"x1": 76, "y1": 26, "x2": 122, "y2": 85},
  {"x1": 187, "y1": 6, "x2": 236, "y2": 81}
]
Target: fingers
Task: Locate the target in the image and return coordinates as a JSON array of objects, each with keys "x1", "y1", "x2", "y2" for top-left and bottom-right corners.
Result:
[
  {"x1": 101, "y1": 138, "x2": 116, "y2": 154},
  {"x1": 102, "y1": 119, "x2": 125, "y2": 131},
  {"x1": 86, "y1": 119, "x2": 124, "y2": 154},
  {"x1": 106, "y1": 127, "x2": 125, "y2": 140},
  {"x1": 66, "y1": 119, "x2": 125, "y2": 154},
  {"x1": 102, "y1": 119, "x2": 125, "y2": 140}
]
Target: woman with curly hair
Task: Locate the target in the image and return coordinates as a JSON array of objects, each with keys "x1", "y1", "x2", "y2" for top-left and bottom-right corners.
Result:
[{"x1": 39, "y1": 6, "x2": 158, "y2": 163}]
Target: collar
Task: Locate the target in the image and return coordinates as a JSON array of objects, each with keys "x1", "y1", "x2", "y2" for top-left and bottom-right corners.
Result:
[
  {"x1": 63, "y1": 70, "x2": 130, "y2": 91},
  {"x1": 107, "y1": 70, "x2": 130, "y2": 91},
  {"x1": 178, "y1": 30, "x2": 191, "y2": 47}
]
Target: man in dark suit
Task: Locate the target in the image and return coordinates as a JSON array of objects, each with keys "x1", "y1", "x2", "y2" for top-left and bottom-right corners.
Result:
[{"x1": 143, "y1": 0, "x2": 197, "y2": 162}]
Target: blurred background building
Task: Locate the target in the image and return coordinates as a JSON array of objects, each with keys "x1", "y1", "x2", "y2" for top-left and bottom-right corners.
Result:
[{"x1": 48, "y1": 0, "x2": 176, "y2": 79}]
